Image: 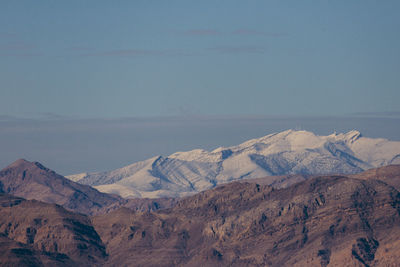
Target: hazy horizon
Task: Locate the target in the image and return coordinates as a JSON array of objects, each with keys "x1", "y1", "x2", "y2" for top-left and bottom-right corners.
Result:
[{"x1": 1, "y1": 114, "x2": 399, "y2": 175}]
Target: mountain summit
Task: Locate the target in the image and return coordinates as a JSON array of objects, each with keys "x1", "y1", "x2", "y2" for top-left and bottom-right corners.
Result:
[
  {"x1": 0, "y1": 159, "x2": 123, "y2": 215},
  {"x1": 67, "y1": 130, "x2": 400, "y2": 198}
]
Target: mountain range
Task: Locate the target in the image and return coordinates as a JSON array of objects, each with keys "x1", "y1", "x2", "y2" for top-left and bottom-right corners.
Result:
[
  {"x1": 67, "y1": 130, "x2": 400, "y2": 198},
  {"x1": 0, "y1": 159, "x2": 175, "y2": 215},
  {"x1": 1, "y1": 129, "x2": 400, "y2": 266},
  {"x1": 1, "y1": 161, "x2": 400, "y2": 266}
]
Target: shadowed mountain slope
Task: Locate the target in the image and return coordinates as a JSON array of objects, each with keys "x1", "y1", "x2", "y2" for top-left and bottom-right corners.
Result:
[{"x1": 93, "y1": 165, "x2": 400, "y2": 266}]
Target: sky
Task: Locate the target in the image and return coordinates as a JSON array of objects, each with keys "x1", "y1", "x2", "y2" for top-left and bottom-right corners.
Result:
[
  {"x1": 0, "y1": 1, "x2": 399, "y2": 174},
  {"x1": 1, "y1": 0, "x2": 399, "y2": 118}
]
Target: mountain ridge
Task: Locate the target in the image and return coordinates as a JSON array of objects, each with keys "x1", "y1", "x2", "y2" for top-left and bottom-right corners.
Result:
[
  {"x1": 1, "y1": 164, "x2": 400, "y2": 266},
  {"x1": 67, "y1": 129, "x2": 400, "y2": 198},
  {"x1": 0, "y1": 159, "x2": 124, "y2": 215},
  {"x1": 91, "y1": 165, "x2": 400, "y2": 266}
]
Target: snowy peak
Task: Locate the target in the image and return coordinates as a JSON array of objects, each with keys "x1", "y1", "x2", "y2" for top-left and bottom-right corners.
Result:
[
  {"x1": 344, "y1": 130, "x2": 362, "y2": 141},
  {"x1": 67, "y1": 129, "x2": 400, "y2": 198}
]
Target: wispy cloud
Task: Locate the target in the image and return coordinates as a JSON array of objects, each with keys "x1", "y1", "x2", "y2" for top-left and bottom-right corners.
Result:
[
  {"x1": 66, "y1": 46, "x2": 95, "y2": 51},
  {"x1": 349, "y1": 111, "x2": 400, "y2": 118},
  {"x1": 0, "y1": 42, "x2": 36, "y2": 51},
  {"x1": 0, "y1": 32, "x2": 17, "y2": 39},
  {"x1": 79, "y1": 48, "x2": 190, "y2": 58},
  {"x1": 0, "y1": 44, "x2": 40, "y2": 57},
  {"x1": 80, "y1": 49, "x2": 165, "y2": 57},
  {"x1": 0, "y1": 52, "x2": 42, "y2": 57},
  {"x1": 0, "y1": 115, "x2": 19, "y2": 121},
  {"x1": 180, "y1": 28, "x2": 287, "y2": 37},
  {"x1": 39, "y1": 112, "x2": 74, "y2": 120},
  {"x1": 207, "y1": 45, "x2": 266, "y2": 54},
  {"x1": 183, "y1": 29, "x2": 221, "y2": 36},
  {"x1": 0, "y1": 33, "x2": 40, "y2": 57},
  {"x1": 232, "y1": 29, "x2": 287, "y2": 37}
]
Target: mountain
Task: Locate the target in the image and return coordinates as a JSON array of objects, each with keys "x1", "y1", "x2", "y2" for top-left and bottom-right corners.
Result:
[
  {"x1": 67, "y1": 130, "x2": 400, "y2": 198},
  {"x1": 0, "y1": 159, "x2": 124, "y2": 215},
  {"x1": 0, "y1": 193, "x2": 106, "y2": 266},
  {"x1": 1, "y1": 165, "x2": 400, "y2": 266},
  {"x1": 92, "y1": 165, "x2": 400, "y2": 266}
]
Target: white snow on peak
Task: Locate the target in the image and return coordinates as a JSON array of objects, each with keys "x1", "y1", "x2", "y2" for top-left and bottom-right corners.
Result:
[
  {"x1": 66, "y1": 172, "x2": 89, "y2": 182},
  {"x1": 67, "y1": 129, "x2": 400, "y2": 199}
]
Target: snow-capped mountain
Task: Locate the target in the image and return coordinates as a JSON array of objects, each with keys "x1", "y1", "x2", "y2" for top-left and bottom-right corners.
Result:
[{"x1": 67, "y1": 130, "x2": 400, "y2": 198}]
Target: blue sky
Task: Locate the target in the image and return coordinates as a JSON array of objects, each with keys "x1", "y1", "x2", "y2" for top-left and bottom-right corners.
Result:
[
  {"x1": 1, "y1": 0, "x2": 399, "y2": 118},
  {"x1": 1, "y1": 1, "x2": 400, "y2": 173}
]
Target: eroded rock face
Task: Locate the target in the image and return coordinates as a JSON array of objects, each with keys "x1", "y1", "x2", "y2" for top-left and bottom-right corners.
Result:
[
  {"x1": 0, "y1": 193, "x2": 107, "y2": 266},
  {"x1": 92, "y1": 167, "x2": 400, "y2": 266},
  {"x1": 0, "y1": 233, "x2": 75, "y2": 267}
]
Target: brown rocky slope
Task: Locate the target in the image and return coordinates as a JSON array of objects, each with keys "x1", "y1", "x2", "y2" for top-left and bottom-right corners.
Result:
[
  {"x1": 0, "y1": 193, "x2": 106, "y2": 266},
  {"x1": 93, "y1": 165, "x2": 400, "y2": 266},
  {"x1": 0, "y1": 159, "x2": 125, "y2": 215},
  {"x1": 1, "y1": 163, "x2": 400, "y2": 266}
]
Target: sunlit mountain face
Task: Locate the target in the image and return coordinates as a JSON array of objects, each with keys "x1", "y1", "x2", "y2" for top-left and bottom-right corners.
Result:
[{"x1": 67, "y1": 130, "x2": 400, "y2": 198}]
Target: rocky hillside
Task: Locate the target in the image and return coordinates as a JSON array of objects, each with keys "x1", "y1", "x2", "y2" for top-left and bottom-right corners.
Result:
[
  {"x1": 0, "y1": 193, "x2": 106, "y2": 266},
  {"x1": 0, "y1": 159, "x2": 124, "y2": 215},
  {"x1": 92, "y1": 165, "x2": 400, "y2": 266},
  {"x1": 1, "y1": 164, "x2": 400, "y2": 266}
]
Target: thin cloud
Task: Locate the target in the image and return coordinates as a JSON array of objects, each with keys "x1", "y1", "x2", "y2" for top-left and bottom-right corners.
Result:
[
  {"x1": 0, "y1": 32, "x2": 17, "y2": 39},
  {"x1": 40, "y1": 112, "x2": 74, "y2": 120},
  {"x1": 67, "y1": 46, "x2": 95, "y2": 51},
  {"x1": 181, "y1": 29, "x2": 287, "y2": 37},
  {"x1": 81, "y1": 49, "x2": 165, "y2": 57},
  {"x1": 80, "y1": 48, "x2": 190, "y2": 57},
  {"x1": 232, "y1": 29, "x2": 287, "y2": 37},
  {"x1": 208, "y1": 45, "x2": 266, "y2": 54},
  {"x1": 0, "y1": 115, "x2": 19, "y2": 121},
  {"x1": 0, "y1": 52, "x2": 42, "y2": 57},
  {"x1": 183, "y1": 29, "x2": 221, "y2": 36},
  {"x1": 350, "y1": 111, "x2": 400, "y2": 118},
  {"x1": 0, "y1": 34, "x2": 39, "y2": 57},
  {"x1": 0, "y1": 42, "x2": 36, "y2": 51},
  {"x1": 0, "y1": 41, "x2": 39, "y2": 57}
]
